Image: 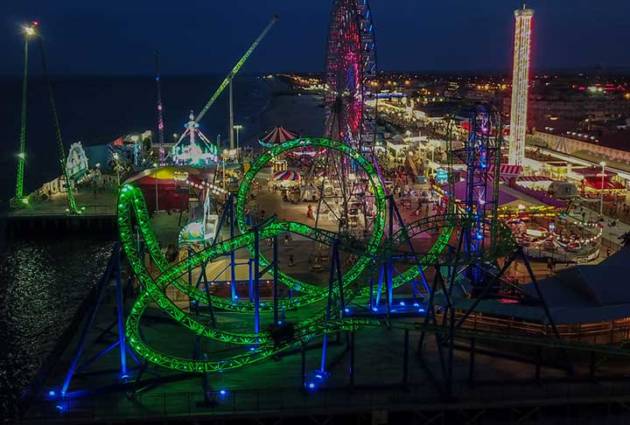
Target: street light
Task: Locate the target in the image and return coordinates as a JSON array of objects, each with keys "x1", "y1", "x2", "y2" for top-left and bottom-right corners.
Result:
[
  {"x1": 23, "y1": 22, "x2": 38, "y2": 38},
  {"x1": 113, "y1": 153, "x2": 121, "y2": 186},
  {"x1": 233, "y1": 124, "x2": 243, "y2": 152},
  {"x1": 599, "y1": 160, "x2": 606, "y2": 216},
  {"x1": 15, "y1": 21, "x2": 38, "y2": 202}
]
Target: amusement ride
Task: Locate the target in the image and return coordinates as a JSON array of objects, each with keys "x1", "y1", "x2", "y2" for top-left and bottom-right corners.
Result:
[{"x1": 12, "y1": 1, "x2": 630, "y2": 416}]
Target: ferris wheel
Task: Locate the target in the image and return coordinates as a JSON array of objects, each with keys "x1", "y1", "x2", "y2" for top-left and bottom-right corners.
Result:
[
  {"x1": 325, "y1": 0, "x2": 377, "y2": 152},
  {"x1": 306, "y1": 0, "x2": 377, "y2": 237}
]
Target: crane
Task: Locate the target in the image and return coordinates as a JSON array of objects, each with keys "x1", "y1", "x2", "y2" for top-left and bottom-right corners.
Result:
[
  {"x1": 168, "y1": 15, "x2": 278, "y2": 165},
  {"x1": 195, "y1": 15, "x2": 278, "y2": 123}
]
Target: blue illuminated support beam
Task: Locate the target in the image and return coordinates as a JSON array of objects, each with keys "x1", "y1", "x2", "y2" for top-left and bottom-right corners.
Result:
[
  {"x1": 417, "y1": 265, "x2": 431, "y2": 294},
  {"x1": 60, "y1": 244, "x2": 119, "y2": 396},
  {"x1": 319, "y1": 238, "x2": 343, "y2": 376},
  {"x1": 334, "y1": 240, "x2": 345, "y2": 315},
  {"x1": 320, "y1": 249, "x2": 336, "y2": 374},
  {"x1": 193, "y1": 254, "x2": 216, "y2": 328},
  {"x1": 386, "y1": 261, "x2": 393, "y2": 316},
  {"x1": 114, "y1": 247, "x2": 128, "y2": 380},
  {"x1": 368, "y1": 275, "x2": 375, "y2": 311},
  {"x1": 388, "y1": 194, "x2": 431, "y2": 303},
  {"x1": 374, "y1": 265, "x2": 384, "y2": 309},
  {"x1": 208, "y1": 194, "x2": 238, "y2": 302}
]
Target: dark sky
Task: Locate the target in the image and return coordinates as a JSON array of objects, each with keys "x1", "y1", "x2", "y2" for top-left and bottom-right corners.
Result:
[{"x1": 1, "y1": 0, "x2": 629, "y2": 75}]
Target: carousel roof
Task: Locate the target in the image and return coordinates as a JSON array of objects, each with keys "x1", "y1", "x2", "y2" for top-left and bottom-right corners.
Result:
[
  {"x1": 124, "y1": 166, "x2": 205, "y2": 185},
  {"x1": 259, "y1": 126, "x2": 297, "y2": 147},
  {"x1": 272, "y1": 170, "x2": 301, "y2": 181}
]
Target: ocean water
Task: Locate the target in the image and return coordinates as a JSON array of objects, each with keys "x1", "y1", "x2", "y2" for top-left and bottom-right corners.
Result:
[
  {"x1": 0, "y1": 74, "x2": 275, "y2": 204},
  {"x1": 0, "y1": 74, "x2": 324, "y2": 417},
  {"x1": 0, "y1": 240, "x2": 113, "y2": 416}
]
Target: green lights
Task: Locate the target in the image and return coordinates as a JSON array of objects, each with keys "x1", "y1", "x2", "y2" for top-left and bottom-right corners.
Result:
[{"x1": 117, "y1": 137, "x2": 514, "y2": 373}]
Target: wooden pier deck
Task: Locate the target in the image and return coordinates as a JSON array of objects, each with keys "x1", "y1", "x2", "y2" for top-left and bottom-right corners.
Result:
[{"x1": 4, "y1": 190, "x2": 118, "y2": 238}]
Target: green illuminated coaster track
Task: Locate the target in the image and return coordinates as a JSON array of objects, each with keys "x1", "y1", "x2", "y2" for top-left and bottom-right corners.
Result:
[{"x1": 118, "y1": 137, "x2": 463, "y2": 373}]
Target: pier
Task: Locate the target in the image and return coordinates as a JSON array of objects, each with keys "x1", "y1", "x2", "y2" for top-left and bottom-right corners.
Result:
[{"x1": 4, "y1": 190, "x2": 117, "y2": 238}]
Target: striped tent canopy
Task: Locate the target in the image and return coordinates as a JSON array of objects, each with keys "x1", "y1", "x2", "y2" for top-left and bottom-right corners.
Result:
[
  {"x1": 488, "y1": 164, "x2": 523, "y2": 177},
  {"x1": 259, "y1": 127, "x2": 297, "y2": 147},
  {"x1": 272, "y1": 170, "x2": 301, "y2": 181}
]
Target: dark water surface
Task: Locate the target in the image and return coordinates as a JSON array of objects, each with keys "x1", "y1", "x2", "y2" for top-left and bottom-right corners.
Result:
[{"x1": 0, "y1": 239, "x2": 113, "y2": 416}]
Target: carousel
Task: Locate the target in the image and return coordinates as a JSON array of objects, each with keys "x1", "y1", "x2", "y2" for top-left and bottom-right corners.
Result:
[
  {"x1": 258, "y1": 126, "x2": 297, "y2": 148},
  {"x1": 269, "y1": 169, "x2": 301, "y2": 203},
  {"x1": 259, "y1": 126, "x2": 322, "y2": 161},
  {"x1": 506, "y1": 212, "x2": 603, "y2": 262}
]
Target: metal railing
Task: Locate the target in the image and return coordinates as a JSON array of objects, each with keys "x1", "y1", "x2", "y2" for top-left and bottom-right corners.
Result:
[{"x1": 21, "y1": 380, "x2": 630, "y2": 424}]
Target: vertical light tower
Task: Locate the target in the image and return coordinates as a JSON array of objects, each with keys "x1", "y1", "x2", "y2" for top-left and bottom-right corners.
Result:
[
  {"x1": 14, "y1": 22, "x2": 38, "y2": 204},
  {"x1": 508, "y1": 3, "x2": 534, "y2": 166}
]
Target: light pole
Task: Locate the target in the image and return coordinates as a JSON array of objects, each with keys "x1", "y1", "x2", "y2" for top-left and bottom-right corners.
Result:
[
  {"x1": 599, "y1": 161, "x2": 606, "y2": 216},
  {"x1": 234, "y1": 124, "x2": 243, "y2": 156},
  {"x1": 14, "y1": 22, "x2": 38, "y2": 203},
  {"x1": 153, "y1": 162, "x2": 159, "y2": 212},
  {"x1": 113, "y1": 153, "x2": 121, "y2": 187}
]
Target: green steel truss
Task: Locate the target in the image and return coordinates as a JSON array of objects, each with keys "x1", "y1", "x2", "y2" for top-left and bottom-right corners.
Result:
[{"x1": 118, "y1": 137, "x2": 517, "y2": 373}]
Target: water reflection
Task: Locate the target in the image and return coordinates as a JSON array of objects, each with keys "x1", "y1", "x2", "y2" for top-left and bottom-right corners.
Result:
[{"x1": 0, "y1": 239, "x2": 112, "y2": 416}]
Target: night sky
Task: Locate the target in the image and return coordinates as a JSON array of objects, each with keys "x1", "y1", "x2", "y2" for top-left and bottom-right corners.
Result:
[{"x1": 1, "y1": 0, "x2": 629, "y2": 75}]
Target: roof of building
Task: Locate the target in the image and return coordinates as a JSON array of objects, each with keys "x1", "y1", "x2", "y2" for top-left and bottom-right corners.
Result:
[
  {"x1": 537, "y1": 117, "x2": 630, "y2": 152},
  {"x1": 448, "y1": 248, "x2": 630, "y2": 325}
]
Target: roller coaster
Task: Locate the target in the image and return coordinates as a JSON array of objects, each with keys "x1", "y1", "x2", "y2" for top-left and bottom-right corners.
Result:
[
  {"x1": 110, "y1": 129, "x2": 537, "y2": 397},
  {"x1": 23, "y1": 3, "x2": 630, "y2": 420}
]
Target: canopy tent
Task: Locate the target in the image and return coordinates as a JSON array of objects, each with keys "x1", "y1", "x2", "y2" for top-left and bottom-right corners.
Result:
[
  {"x1": 125, "y1": 166, "x2": 206, "y2": 213},
  {"x1": 517, "y1": 175, "x2": 554, "y2": 183},
  {"x1": 259, "y1": 127, "x2": 325, "y2": 158},
  {"x1": 572, "y1": 167, "x2": 616, "y2": 178},
  {"x1": 259, "y1": 126, "x2": 297, "y2": 148},
  {"x1": 272, "y1": 170, "x2": 301, "y2": 182},
  {"x1": 582, "y1": 178, "x2": 625, "y2": 191},
  {"x1": 489, "y1": 164, "x2": 523, "y2": 181}
]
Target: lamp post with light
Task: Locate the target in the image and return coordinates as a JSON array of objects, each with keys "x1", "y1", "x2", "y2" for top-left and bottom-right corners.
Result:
[
  {"x1": 113, "y1": 153, "x2": 121, "y2": 187},
  {"x1": 599, "y1": 161, "x2": 606, "y2": 216},
  {"x1": 14, "y1": 21, "x2": 38, "y2": 203},
  {"x1": 233, "y1": 124, "x2": 243, "y2": 159}
]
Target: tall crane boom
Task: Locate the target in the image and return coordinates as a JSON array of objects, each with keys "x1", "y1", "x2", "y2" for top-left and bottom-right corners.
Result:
[{"x1": 195, "y1": 15, "x2": 278, "y2": 123}]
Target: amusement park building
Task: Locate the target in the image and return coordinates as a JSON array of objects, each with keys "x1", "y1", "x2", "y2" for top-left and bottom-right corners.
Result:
[{"x1": 529, "y1": 129, "x2": 630, "y2": 166}]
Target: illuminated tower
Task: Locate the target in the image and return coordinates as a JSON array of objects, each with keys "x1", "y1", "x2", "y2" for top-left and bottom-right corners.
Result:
[{"x1": 508, "y1": 5, "x2": 534, "y2": 166}]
